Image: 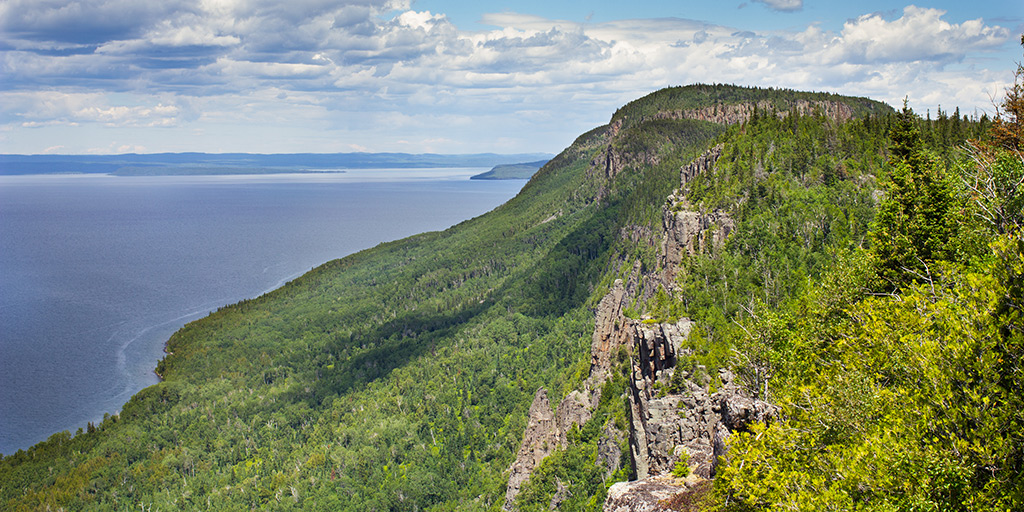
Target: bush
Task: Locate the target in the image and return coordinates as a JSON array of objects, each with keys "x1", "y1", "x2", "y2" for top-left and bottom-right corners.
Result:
[{"x1": 672, "y1": 452, "x2": 691, "y2": 478}]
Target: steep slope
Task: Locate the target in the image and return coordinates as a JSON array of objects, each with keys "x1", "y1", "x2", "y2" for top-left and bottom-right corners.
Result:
[
  {"x1": 504, "y1": 91, "x2": 904, "y2": 511},
  {"x1": 1, "y1": 84, "x2": 899, "y2": 511},
  {"x1": 505, "y1": 87, "x2": 1015, "y2": 512}
]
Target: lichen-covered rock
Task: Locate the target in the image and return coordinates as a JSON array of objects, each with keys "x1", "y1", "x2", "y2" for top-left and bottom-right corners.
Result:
[
  {"x1": 590, "y1": 279, "x2": 630, "y2": 382},
  {"x1": 597, "y1": 420, "x2": 626, "y2": 478},
  {"x1": 626, "y1": 318, "x2": 775, "y2": 481},
  {"x1": 505, "y1": 389, "x2": 558, "y2": 509},
  {"x1": 603, "y1": 475, "x2": 690, "y2": 512}
]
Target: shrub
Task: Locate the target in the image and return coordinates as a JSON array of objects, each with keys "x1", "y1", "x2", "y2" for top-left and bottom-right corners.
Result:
[{"x1": 672, "y1": 452, "x2": 691, "y2": 478}]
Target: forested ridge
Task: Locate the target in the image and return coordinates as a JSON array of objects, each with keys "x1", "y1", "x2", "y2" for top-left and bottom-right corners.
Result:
[{"x1": 1, "y1": 66, "x2": 1021, "y2": 512}]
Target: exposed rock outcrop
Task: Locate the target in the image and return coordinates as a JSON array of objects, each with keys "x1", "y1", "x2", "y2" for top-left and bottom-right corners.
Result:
[
  {"x1": 662, "y1": 209, "x2": 734, "y2": 283},
  {"x1": 609, "y1": 143, "x2": 775, "y2": 510},
  {"x1": 649, "y1": 100, "x2": 855, "y2": 126},
  {"x1": 597, "y1": 419, "x2": 626, "y2": 478},
  {"x1": 604, "y1": 475, "x2": 702, "y2": 512},
  {"x1": 590, "y1": 279, "x2": 630, "y2": 382},
  {"x1": 633, "y1": 321, "x2": 692, "y2": 385},
  {"x1": 661, "y1": 144, "x2": 734, "y2": 283},
  {"x1": 505, "y1": 389, "x2": 558, "y2": 508},
  {"x1": 503, "y1": 387, "x2": 596, "y2": 509},
  {"x1": 678, "y1": 144, "x2": 722, "y2": 188},
  {"x1": 628, "y1": 327, "x2": 777, "y2": 481},
  {"x1": 505, "y1": 273, "x2": 640, "y2": 509}
]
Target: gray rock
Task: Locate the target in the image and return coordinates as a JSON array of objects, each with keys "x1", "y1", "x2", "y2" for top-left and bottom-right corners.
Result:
[
  {"x1": 604, "y1": 476, "x2": 690, "y2": 512},
  {"x1": 597, "y1": 420, "x2": 625, "y2": 478},
  {"x1": 504, "y1": 389, "x2": 557, "y2": 509}
]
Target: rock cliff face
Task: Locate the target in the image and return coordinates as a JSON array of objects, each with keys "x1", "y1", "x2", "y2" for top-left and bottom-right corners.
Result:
[
  {"x1": 678, "y1": 144, "x2": 722, "y2": 188},
  {"x1": 590, "y1": 119, "x2": 665, "y2": 199},
  {"x1": 662, "y1": 144, "x2": 733, "y2": 283},
  {"x1": 504, "y1": 389, "x2": 557, "y2": 508},
  {"x1": 602, "y1": 141, "x2": 777, "y2": 511},
  {"x1": 591, "y1": 99, "x2": 854, "y2": 201},
  {"x1": 604, "y1": 476, "x2": 692, "y2": 512},
  {"x1": 628, "y1": 348, "x2": 775, "y2": 482},
  {"x1": 590, "y1": 279, "x2": 630, "y2": 382},
  {"x1": 505, "y1": 129, "x2": 772, "y2": 512},
  {"x1": 504, "y1": 388, "x2": 595, "y2": 509},
  {"x1": 650, "y1": 99, "x2": 855, "y2": 126}
]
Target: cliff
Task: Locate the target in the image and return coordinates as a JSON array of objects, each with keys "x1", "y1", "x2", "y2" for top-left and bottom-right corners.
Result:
[
  {"x1": 0, "y1": 84, "x2": 896, "y2": 511},
  {"x1": 502, "y1": 87, "x2": 889, "y2": 510}
]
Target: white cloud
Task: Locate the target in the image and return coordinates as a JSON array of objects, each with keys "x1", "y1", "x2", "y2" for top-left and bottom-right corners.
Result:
[
  {"x1": 753, "y1": 0, "x2": 803, "y2": 12},
  {"x1": 2, "y1": 91, "x2": 188, "y2": 127},
  {"x1": 147, "y1": 23, "x2": 241, "y2": 48},
  {"x1": 821, "y1": 6, "x2": 1009, "y2": 65},
  {"x1": 0, "y1": 1, "x2": 1017, "y2": 154}
]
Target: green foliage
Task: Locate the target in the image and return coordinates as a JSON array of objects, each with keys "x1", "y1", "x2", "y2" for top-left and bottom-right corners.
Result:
[
  {"x1": 710, "y1": 97, "x2": 1024, "y2": 510},
  {"x1": 671, "y1": 108, "x2": 893, "y2": 378},
  {"x1": 961, "y1": 143, "x2": 1024, "y2": 235},
  {"x1": 672, "y1": 453, "x2": 691, "y2": 479},
  {"x1": 871, "y1": 103, "x2": 961, "y2": 289},
  {"x1": 715, "y1": 235, "x2": 1024, "y2": 511},
  {"x1": 2, "y1": 82, "x2": 1010, "y2": 512}
]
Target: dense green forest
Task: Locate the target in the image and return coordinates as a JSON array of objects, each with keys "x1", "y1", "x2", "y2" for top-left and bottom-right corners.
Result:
[{"x1": 1, "y1": 65, "x2": 1021, "y2": 512}]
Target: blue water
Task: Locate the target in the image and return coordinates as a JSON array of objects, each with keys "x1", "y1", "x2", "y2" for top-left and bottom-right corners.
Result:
[{"x1": 0, "y1": 170, "x2": 524, "y2": 455}]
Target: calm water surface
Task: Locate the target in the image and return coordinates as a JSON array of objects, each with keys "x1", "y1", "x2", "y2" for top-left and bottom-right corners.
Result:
[{"x1": 0, "y1": 170, "x2": 524, "y2": 455}]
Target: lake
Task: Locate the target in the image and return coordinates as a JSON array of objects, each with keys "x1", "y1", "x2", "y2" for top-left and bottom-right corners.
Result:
[{"x1": 0, "y1": 169, "x2": 525, "y2": 455}]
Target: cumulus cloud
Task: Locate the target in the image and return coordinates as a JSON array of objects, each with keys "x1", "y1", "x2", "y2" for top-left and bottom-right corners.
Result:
[
  {"x1": 0, "y1": 0, "x2": 1017, "y2": 153},
  {"x1": 821, "y1": 6, "x2": 1009, "y2": 64},
  {"x1": 1, "y1": 91, "x2": 190, "y2": 127},
  {"x1": 0, "y1": 0, "x2": 192, "y2": 45}
]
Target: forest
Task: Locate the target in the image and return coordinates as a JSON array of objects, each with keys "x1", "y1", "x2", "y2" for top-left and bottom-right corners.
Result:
[{"x1": 1, "y1": 47, "x2": 1021, "y2": 511}]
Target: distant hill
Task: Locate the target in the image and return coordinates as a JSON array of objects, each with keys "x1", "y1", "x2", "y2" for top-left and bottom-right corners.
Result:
[
  {"x1": 469, "y1": 160, "x2": 549, "y2": 180},
  {"x1": 0, "y1": 152, "x2": 554, "y2": 175}
]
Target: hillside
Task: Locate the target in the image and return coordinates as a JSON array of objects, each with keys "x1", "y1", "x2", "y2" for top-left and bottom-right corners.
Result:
[
  {"x1": 2, "y1": 82, "x2": 1020, "y2": 512},
  {"x1": 470, "y1": 161, "x2": 550, "y2": 180}
]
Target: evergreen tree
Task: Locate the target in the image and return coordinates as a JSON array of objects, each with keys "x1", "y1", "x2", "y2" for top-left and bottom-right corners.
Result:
[
  {"x1": 871, "y1": 102, "x2": 959, "y2": 288},
  {"x1": 991, "y1": 36, "x2": 1024, "y2": 151}
]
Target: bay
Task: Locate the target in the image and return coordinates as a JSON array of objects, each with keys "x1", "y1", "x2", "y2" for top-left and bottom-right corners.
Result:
[{"x1": 0, "y1": 169, "x2": 524, "y2": 455}]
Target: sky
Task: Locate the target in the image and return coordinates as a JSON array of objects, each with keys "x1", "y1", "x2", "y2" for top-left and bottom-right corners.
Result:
[{"x1": 1, "y1": 0, "x2": 1021, "y2": 155}]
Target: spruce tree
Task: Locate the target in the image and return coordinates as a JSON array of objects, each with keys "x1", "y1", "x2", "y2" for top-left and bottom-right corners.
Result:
[{"x1": 871, "y1": 102, "x2": 958, "y2": 288}]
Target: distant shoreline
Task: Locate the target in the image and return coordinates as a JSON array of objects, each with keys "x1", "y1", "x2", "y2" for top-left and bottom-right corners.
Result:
[
  {"x1": 0, "y1": 152, "x2": 554, "y2": 176},
  {"x1": 469, "y1": 160, "x2": 549, "y2": 180}
]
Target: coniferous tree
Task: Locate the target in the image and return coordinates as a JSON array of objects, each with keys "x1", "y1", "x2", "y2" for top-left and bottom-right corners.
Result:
[
  {"x1": 992, "y1": 35, "x2": 1024, "y2": 151},
  {"x1": 871, "y1": 102, "x2": 958, "y2": 287}
]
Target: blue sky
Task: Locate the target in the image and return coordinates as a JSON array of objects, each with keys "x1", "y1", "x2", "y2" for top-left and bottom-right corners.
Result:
[{"x1": 1, "y1": 1, "x2": 1021, "y2": 155}]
